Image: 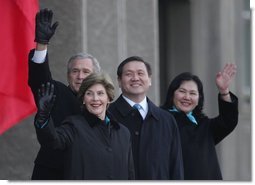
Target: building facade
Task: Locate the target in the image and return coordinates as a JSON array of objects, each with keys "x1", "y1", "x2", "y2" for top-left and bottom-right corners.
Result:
[{"x1": 0, "y1": 0, "x2": 251, "y2": 180}]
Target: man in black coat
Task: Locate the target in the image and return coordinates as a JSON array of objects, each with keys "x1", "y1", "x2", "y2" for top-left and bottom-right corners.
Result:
[
  {"x1": 108, "y1": 56, "x2": 184, "y2": 180},
  {"x1": 28, "y1": 9, "x2": 101, "y2": 180}
]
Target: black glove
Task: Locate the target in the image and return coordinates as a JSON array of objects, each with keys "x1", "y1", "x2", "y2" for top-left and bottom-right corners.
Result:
[
  {"x1": 35, "y1": 8, "x2": 59, "y2": 44},
  {"x1": 36, "y1": 82, "x2": 56, "y2": 127}
]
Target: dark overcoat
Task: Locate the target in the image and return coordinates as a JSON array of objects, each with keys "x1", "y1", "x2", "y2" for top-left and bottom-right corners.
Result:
[
  {"x1": 28, "y1": 49, "x2": 81, "y2": 179},
  {"x1": 165, "y1": 93, "x2": 238, "y2": 180},
  {"x1": 108, "y1": 95, "x2": 184, "y2": 180},
  {"x1": 35, "y1": 109, "x2": 135, "y2": 180}
]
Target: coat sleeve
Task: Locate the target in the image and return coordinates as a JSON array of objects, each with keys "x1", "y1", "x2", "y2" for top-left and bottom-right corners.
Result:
[
  {"x1": 35, "y1": 116, "x2": 75, "y2": 150},
  {"x1": 28, "y1": 49, "x2": 53, "y2": 104},
  {"x1": 210, "y1": 92, "x2": 239, "y2": 144}
]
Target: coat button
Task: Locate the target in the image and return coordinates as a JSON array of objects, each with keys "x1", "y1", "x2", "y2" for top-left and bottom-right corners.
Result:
[{"x1": 135, "y1": 131, "x2": 139, "y2": 136}]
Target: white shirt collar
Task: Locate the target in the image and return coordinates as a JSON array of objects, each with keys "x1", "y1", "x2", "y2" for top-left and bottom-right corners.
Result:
[{"x1": 122, "y1": 95, "x2": 148, "y2": 119}]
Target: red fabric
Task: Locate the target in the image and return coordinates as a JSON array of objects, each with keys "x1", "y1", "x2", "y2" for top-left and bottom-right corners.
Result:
[{"x1": 0, "y1": 0, "x2": 39, "y2": 134}]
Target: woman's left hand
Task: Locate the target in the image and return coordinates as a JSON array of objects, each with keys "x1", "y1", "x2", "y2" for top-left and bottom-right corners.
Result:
[{"x1": 215, "y1": 63, "x2": 237, "y2": 94}]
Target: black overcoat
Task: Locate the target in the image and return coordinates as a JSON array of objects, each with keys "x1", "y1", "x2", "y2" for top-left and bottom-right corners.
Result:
[
  {"x1": 35, "y1": 109, "x2": 135, "y2": 180},
  {"x1": 108, "y1": 95, "x2": 184, "y2": 180},
  {"x1": 28, "y1": 49, "x2": 81, "y2": 179},
  {"x1": 166, "y1": 93, "x2": 238, "y2": 180}
]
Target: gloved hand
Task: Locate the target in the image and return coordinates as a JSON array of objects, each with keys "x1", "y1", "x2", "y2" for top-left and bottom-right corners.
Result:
[
  {"x1": 36, "y1": 82, "x2": 56, "y2": 127},
  {"x1": 34, "y1": 8, "x2": 59, "y2": 44}
]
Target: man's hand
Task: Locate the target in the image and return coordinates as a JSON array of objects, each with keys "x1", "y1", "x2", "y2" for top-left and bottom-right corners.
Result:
[
  {"x1": 36, "y1": 82, "x2": 56, "y2": 126},
  {"x1": 35, "y1": 9, "x2": 59, "y2": 44}
]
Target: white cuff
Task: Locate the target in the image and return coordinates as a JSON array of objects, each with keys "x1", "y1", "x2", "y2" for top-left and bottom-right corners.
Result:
[{"x1": 32, "y1": 49, "x2": 47, "y2": 64}]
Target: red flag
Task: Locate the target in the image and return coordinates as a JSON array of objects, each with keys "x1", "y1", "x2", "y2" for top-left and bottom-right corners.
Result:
[{"x1": 0, "y1": 0, "x2": 39, "y2": 134}]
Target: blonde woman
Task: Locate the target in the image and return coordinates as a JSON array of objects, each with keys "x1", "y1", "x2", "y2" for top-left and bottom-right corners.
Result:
[{"x1": 35, "y1": 72, "x2": 134, "y2": 180}]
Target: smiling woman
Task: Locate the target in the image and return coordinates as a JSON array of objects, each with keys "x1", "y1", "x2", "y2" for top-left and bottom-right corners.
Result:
[
  {"x1": 173, "y1": 80, "x2": 199, "y2": 114},
  {"x1": 78, "y1": 73, "x2": 115, "y2": 120},
  {"x1": 161, "y1": 64, "x2": 238, "y2": 180},
  {"x1": 82, "y1": 84, "x2": 109, "y2": 120},
  {"x1": 34, "y1": 72, "x2": 135, "y2": 180}
]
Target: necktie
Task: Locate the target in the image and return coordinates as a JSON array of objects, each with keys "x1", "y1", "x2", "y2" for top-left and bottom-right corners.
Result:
[
  {"x1": 133, "y1": 104, "x2": 142, "y2": 110},
  {"x1": 169, "y1": 107, "x2": 198, "y2": 125},
  {"x1": 133, "y1": 104, "x2": 146, "y2": 120}
]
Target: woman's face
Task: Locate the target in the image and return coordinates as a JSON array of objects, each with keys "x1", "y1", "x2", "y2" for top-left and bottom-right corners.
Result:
[
  {"x1": 173, "y1": 80, "x2": 199, "y2": 113},
  {"x1": 83, "y1": 83, "x2": 109, "y2": 120}
]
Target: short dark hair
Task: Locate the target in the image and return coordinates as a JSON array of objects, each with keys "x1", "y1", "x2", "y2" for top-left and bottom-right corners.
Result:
[
  {"x1": 161, "y1": 72, "x2": 205, "y2": 117},
  {"x1": 117, "y1": 56, "x2": 152, "y2": 78}
]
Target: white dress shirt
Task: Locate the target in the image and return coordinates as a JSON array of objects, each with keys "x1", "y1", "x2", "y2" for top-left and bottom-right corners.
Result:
[{"x1": 122, "y1": 95, "x2": 148, "y2": 120}]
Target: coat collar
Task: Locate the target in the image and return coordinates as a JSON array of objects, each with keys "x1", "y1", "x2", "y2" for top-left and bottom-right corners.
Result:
[
  {"x1": 112, "y1": 95, "x2": 160, "y2": 121},
  {"x1": 82, "y1": 108, "x2": 120, "y2": 129}
]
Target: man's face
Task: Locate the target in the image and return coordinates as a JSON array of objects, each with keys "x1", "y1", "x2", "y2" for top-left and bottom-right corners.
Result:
[
  {"x1": 118, "y1": 61, "x2": 151, "y2": 101},
  {"x1": 67, "y1": 58, "x2": 94, "y2": 93}
]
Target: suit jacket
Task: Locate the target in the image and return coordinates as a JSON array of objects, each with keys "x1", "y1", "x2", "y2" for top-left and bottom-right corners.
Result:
[
  {"x1": 28, "y1": 49, "x2": 81, "y2": 178},
  {"x1": 108, "y1": 95, "x2": 184, "y2": 180}
]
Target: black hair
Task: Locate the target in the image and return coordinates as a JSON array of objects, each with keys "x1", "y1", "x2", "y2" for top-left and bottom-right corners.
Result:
[
  {"x1": 161, "y1": 72, "x2": 205, "y2": 117},
  {"x1": 117, "y1": 56, "x2": 152, "y2": 78}
]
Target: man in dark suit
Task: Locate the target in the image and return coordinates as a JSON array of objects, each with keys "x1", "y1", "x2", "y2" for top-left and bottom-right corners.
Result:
[
  {"x1": 108, "y1": 56, "x2": 184, "y2": 180},
  {"x1": 28, "y1": 9, "x2": 101, "y2": 180}
]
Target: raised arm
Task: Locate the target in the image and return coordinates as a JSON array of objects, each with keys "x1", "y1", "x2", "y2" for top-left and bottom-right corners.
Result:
[
  {"x1": 28, "y1": 8, "x2": 59, "y2": 102},
  {"x1": 215, "y1": 63, "x2": 237, "y2": 102},
  {"x1": 34, "y1": 8, "x2": 59, "y2": 45},
  {"x1": 35, "y1": 82, "x2": 74, "y2": 150},
  {"x1": 211, "y1": 63, "x2": 238, "y2": 143},
  {"x1": 35, "y1": 82, "x2": 56, "y2": 129}
]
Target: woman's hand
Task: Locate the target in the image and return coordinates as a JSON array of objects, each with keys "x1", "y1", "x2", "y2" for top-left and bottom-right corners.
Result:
[
  {"x1": 36, "y1": 82, "x2": 56, "y2": 126},
  {"x1": 215, "y1": 63, "x2": 237, "y2": 94}
]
